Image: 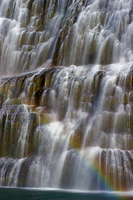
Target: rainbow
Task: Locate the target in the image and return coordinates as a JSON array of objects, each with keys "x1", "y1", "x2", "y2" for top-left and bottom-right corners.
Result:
[{"x1": 69, "y1": 135, "x2": 133, "y2": 200}]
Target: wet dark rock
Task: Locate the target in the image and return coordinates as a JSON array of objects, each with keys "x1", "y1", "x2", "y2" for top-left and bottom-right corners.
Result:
[
  {"x1": 129, "y1": 0, "x2": 133, "y2": 23},
  {"x1": 100, "y1": 111, "x2": 113, "y2": 134},
  {"x1": 100, "y1": 37, "x2": 114, "y2": 65},
  {"x1": 18, "y1": 156, "x2": 35, "y2": 187},
  {"x1": 6, "y1": 0, "x2": 15, "y2": 19},
  {"x1": 27, "y1": 113, "x2": 39, "y2": 156},
  {"x1": 0, "y1": 158, "x2": 15, "y2": 186},
  {"x1": 123, "y1": 92, "x2": 128, "y2": 105},
  {"x1": 70, "y1": 116, "x2": 88, "y2": 149},
  {"x1": 59, "y1": 150, "x2": 77, "y2": 188},
  {"x1": 33, "y1": 88, "x2": 45, "y2": 106},
  {"x1": 91, "y1": 70, "x2": 106, "y2": 95},
  {"x1": 27, "y1": 0, "x2": 35, "y2": 10},
  {"x1": 125, "y1": 71, "x2": 133, "y2": 92},
  {"x1": 100, "y1": 149, "x2": 133, "y2": 191}
]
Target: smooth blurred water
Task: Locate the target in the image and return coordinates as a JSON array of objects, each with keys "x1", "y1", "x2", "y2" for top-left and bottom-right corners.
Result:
[
  {"x1": 0, "y1": 188, "x2": 133, "y2": 200},
  {"x1": 1, "y1": 0, "x2": 133, "y2": 192}
]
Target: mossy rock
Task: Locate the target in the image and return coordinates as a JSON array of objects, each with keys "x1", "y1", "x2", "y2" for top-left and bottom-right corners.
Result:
[
  {"x1": 123, "y1": 92, "x2": 128, "y2": 105},
  {"x1": 91, "y1": 70, "x2": 106, "y2": 95}
]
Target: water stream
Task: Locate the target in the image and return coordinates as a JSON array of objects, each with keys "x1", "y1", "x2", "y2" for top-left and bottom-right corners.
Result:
[{"x1": 0, "y1": 0, "x2": 133, "y2": 192}]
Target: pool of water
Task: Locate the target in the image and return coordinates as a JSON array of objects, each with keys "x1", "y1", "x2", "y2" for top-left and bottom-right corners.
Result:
[{"x1": 0, "y1": 188, "x2": 133, "y2": 200}]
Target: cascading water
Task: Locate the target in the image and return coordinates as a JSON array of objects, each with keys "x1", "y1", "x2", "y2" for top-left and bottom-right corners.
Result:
[{"x1": 0, "y1": 0, "x2": 133, "y2": 192}]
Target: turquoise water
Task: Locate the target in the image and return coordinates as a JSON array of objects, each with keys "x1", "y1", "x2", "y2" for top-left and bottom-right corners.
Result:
[{"x1": 0, "y1": 188, "x2": 133, "y2": 200}]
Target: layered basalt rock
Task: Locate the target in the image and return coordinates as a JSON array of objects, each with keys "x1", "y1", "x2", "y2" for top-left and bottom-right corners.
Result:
[{"x1": 1, "y1": 0, "x2": 133, "y2": 191}]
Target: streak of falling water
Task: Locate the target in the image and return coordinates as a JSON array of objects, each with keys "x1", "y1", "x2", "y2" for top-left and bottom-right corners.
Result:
[
  {"x1": 0, "y1": 157, "x2": 26, "y2": 186},
  {"x1": 17, "y1": 104, "x2": 29, "y2": 158},
  {"x1": 0, "y1": 158, "x2": 13, "y2": 186},
  {"x1": 52, "y1": 129, "x2": 73, "y2": 188},
  {"x1": 1, "y1": 0, "x2": 133, "y2": 191},
  {"x1": 0, "y1": 0, "x2": 133, "y2": 74},
  {"x1": 7, "y1": 158, "x2": 26, "y2": 186}
]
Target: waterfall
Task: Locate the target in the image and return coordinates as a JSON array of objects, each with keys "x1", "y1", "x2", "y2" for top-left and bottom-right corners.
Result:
[{"x1": 0, "y1": 0, "x2": 133, "y2": 191}]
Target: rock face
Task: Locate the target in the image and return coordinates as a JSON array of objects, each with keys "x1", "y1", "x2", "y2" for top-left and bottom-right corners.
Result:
[
  {"x1": 0, "y1": 0, "x2": 133, "y2": 192},
  {"x1": 0, "y1": 0, "x2": 133, "y2": 74},
  {"x1": 0, "y1": 65, "x2": 132, "y2": 191}
]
